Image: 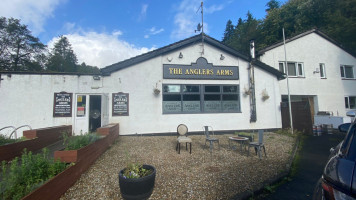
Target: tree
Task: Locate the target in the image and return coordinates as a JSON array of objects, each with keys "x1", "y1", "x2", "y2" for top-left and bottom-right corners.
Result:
[
  {"x1": 223, "y1": 12, "x2": 261, "y2": 56},
  {"x1": 0, "y1": 17, "x2": 46, "y2": 71},
  {"x1": 222, "y1": 20, "x2": 234, "y2": 43},
  {"x1": 266, "y1": 0, "x2": 280, "y2": 12},
  {"x1": 46, "y1": 36, "x2": 78, "y2": 72}
]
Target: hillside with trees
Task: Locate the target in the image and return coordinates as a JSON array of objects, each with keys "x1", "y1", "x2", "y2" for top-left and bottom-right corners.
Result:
[
  {"x1": 0, "y1": 17, "x2": 100, "y2": 73},
  {"x1": 222, "y1": 0, "x2": 356, "y2": 56}
]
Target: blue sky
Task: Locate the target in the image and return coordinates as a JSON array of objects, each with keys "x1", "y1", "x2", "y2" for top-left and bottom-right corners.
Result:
[{"x1": 1, "y1": 0, "x2": 287, "y2": 68}]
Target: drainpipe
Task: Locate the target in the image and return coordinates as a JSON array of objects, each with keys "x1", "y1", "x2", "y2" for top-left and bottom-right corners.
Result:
[{"x1": 249, "y1": 40, "x2": 257, "y2": 122}]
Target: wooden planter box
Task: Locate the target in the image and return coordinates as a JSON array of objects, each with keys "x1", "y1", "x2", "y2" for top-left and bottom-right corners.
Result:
[
  {"x1": 0, "y1": 125, "x2": 71, "y2": 162},
  {"x1": 22, "y1": 123, "x2": 119, "y2": 200}
]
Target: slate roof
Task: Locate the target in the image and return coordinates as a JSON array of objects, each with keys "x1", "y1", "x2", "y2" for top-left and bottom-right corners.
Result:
[
  {"x1": 100, "y1": 33, "x2": 285, "y2": 80},
  {"x1": 258, "y1": 29, "x2": 355, "y2": 58}
]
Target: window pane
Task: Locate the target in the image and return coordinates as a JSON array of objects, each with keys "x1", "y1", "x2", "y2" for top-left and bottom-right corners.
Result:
[
  {"x1": 204, "y1": 94, "x2": 220, "y2": 101},
  {"x1": 287, "y1": 63, "x2": 296, "y2": 76},
  {"x1": 77, "y1": 95, "x2": 86, "y2": 117},
  {"x1": 183, "y1": 85, "x2": 199, "y2": 93},
  {"x1": 163, "y1": 85, "x2": 180, "y2": 93},
  {"x1": 345, "y1": 66, "x2": 354, "y2": 78},
  {"x1": 223, "y1": 94, "x2": 238, "y2": 101},
  {"x1": 298, "y1": 63, "x2": 303, "y2": 76},
  {"x1": 279, "y1": 63, "x2": 284, "y2": 73},
  {"x1": 340, "y1": 66, "x2": 345, "y2": 78},
  {"x1": 223, "y1": 86, "x2": 238, "y2": 93},
  {"x1": 204, "y1": 101, "x2": 221, "y2": 112},
  {"x1": 345, "y1": 97, "x2": 349, "y2": 108},
  {"x1": 163, "y1": 95, "x2": 181, "y2": 101},
  {"x1": 205, "y1": 85, "x2": 220, "y2": 92},
  {"x1": 320, "y1": 64, "x2": 325, "y2": 78},
  {"x1": 183, "y1": 94, "x2": 200, "y2": 112},
  {"x1": 350, "y1": 97, "x2": 356, "y2": 109},
  {"x1": 163, "y1": 101, "x2": 181, "y2": 113}
]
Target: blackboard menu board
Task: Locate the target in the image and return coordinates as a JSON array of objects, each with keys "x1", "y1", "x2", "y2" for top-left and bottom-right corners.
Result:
[
  {"x1": 53, "y1": 92, "x2": 72, "y2": 117},
  {"x1": 112, "y1": 93, "x2": 129, "y2": 116}
]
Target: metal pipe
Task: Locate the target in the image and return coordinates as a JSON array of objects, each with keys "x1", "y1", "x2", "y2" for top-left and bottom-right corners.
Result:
[{"x1": 283, "y1": 28, "x2": 294, "y2": 134}]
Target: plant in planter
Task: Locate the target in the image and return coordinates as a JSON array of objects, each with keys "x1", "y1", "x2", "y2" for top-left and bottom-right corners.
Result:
[
  {"x1": 62, "y1": 132, "x2": 101, "y2": 150},
  {"x1": 118, "y1": 160, "x2": 156, "y2": 200}
]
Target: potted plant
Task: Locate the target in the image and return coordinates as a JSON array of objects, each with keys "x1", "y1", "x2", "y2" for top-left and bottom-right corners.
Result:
[{"x1": 118, "y1": 162, "x2": 156, "y2": 200}]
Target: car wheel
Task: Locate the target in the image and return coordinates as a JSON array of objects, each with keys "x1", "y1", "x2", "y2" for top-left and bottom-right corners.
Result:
[{"x1": 312, "y1": 178, "x2": 323, "y2": 200}]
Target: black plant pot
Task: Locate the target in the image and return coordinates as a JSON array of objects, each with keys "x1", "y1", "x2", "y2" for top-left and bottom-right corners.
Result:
[{"x1": 118, "y1": 164, "x2": 156, "y2": 200}]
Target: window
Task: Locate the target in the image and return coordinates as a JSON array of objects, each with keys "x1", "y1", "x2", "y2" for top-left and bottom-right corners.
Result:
[
  {"x1": 162, "y1": 84, "x2": 240, "y2": 114},
  {"x1": 340, "y1": 65, "x2": 354, "y2": 79},
  {"x1": 279, "y1": 62, "x2": 304, "y2": 77},
  {"x1": 319, "y1": 63, "x2": 326, "y2": 78},
  {"x1": 345, "y1": 96, "x2": 356, "y2": 109}
]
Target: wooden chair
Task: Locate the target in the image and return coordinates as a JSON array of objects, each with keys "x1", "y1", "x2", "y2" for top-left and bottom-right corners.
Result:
[{"x1": 176, "y1": 124, "x2": 192, "y2": 154}]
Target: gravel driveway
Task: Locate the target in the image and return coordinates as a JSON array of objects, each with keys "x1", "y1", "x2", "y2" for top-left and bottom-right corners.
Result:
[{"x1": 60, "y1": 132, "x2": 295, "y2": 200}]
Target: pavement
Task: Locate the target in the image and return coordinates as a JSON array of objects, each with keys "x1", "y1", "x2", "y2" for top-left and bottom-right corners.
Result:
[{"x1": 262, "y1": 132, "x2": 345, "y2": 200}]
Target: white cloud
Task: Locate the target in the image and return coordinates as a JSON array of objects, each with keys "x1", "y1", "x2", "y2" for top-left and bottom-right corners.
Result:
[
  {"x1": 144, "y1": 27, "x2": 164, "y2": 39},
  {"x1": 171, "y1": 0, "x2": 226, "y2": 40},
  {"x1": 138, "y1": 4, "x2": 148, "y2": 22},
  {"x1": 47, "y1": 30, "x2": 155, "y2": 68},
  {"x1": 0, "y1": 0, "x2": 66, "y2": 35}
]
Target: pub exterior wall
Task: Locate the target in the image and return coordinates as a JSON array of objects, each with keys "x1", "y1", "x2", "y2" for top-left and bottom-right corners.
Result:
[
  {"x1": 259, "y1": 32, "x2": 356, "y2": 116},
  {"x1": 0, "y1": 43, "x2": 282, "y2": 135}
]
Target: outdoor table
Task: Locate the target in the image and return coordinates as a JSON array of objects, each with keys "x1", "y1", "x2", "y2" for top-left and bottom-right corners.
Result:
[{"x1": 228, "y1": 136, "x2": 249, "y2": 153}]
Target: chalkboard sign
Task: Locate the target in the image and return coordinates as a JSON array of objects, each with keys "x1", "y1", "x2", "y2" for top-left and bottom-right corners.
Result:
[
  {"x1": 112, "y1": 93, "x2": 129, "y2": 116},
  {"x1": 53, "y1": 92, "x2": 72, "y2": 117}
]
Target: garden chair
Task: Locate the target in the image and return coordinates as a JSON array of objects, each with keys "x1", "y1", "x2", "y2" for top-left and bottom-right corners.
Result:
[
  {"x1": 248, "y1": 130, "x2": 267, "y2": 159},
  {"x1": 203, "y1": 126, "x2": 220, "y2": 152},
  {"x1": 176, "y1": 124, "x2": 192, "y2": 154}
]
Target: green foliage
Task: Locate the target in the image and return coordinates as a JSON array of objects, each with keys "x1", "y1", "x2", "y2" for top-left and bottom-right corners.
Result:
[
  {"x1": 223, "y1": 0, "x2": 356, "y2": 56},
  {"x1": 63, "y1": 133, "x2": 101, "y2": 150},
  {"x1": 0, "y1": 148, "x2": 67, "y2": 200},
  {"x1": 0, "y1": 17, "x2": 46, "y2": 71},
  {"x1": 122, "y1": 163, "x2": 153, "y2": 179},
  {"x1": 0, "y1": 135, "x2": 27, "y2": 146}
]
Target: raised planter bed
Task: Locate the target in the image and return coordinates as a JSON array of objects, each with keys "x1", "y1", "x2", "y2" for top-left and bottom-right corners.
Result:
[
  {"x1": 0, "y1": 125, "x2": 71, "y2": 162},
  {"x1": 22, "y1": 123, "x2": 119, "y2": 200}
]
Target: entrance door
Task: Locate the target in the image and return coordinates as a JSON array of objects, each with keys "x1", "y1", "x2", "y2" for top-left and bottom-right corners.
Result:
[
  {"x1": 74, "y1": 94, "x2": 89, "y2": 134},
  {"x1": 74, "y1": 94, "x2": 107, "y2": 134},
  {"x1": 89, "y1": 95, "x2": 102, "y2": 132}
]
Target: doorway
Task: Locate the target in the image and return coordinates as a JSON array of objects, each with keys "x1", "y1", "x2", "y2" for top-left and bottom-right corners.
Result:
[
  {"x1": 74, "y1": 94, "x2": 109, "y2": 134},
  {"x1": 89, "y1": 95, "x2": 101, "y2": 132}
]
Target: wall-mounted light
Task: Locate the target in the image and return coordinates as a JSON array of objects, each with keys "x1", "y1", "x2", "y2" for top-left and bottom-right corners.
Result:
[
  {"x1": 179, "y1": 52, "x2": 183, "y2": 58},
  {"x1": 93, "y1": 75, "x2": 101, "y2": 80},
  {"x1": 220, "y1": 54, "x2": 225, "y2": 60}
]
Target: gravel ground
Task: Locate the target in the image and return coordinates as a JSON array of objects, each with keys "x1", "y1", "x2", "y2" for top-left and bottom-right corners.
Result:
[{"x1": 60, "y1": 132, "x2": 295, "y2": 200}]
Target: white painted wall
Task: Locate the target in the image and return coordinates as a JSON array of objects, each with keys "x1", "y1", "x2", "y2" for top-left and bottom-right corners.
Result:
[
  {"x1": 259, "y1": 32, "x2": 356, "y2": 116},
  {"x1": 0, "y1": 43, "x2": 282, "y2": 135}
]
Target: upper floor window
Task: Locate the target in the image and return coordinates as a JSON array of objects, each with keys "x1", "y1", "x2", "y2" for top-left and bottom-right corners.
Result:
[
  {"x1": 345, "y1": 96, "x2": 356, "y2": 109},
  {"x1": 279, "y1": 62, "x2": 304, "y2": 77},
  {"x1": 319, "y1": 63, "x2": 326, "y2": 78},
  {"x1": 340, "y1": 65, "x2": 354, "y2": 79}
]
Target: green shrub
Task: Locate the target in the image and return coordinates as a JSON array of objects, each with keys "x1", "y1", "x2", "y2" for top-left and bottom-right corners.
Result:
[
  {"x1": 0, "y1": 148, "x2": 67, "y2": 200},
  {"x1": 63, "y1": 133, "x2": 101, "y2": 150},
  {"x1": 0, "y1": 135, "x2": 26, "y2": 146}
]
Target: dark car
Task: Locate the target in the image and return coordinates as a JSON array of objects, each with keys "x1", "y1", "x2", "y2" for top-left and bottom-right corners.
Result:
[{"x1": 313, "y1": 111, "x2": 356, "y2": 200}]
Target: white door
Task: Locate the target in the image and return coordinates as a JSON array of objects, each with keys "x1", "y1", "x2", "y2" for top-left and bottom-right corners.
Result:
[
  {"x1": 101, "y1": 93, "x2": 110, "y2": 127},
  {"x1": 74, "y1": 94, "x2": 89, "y2": 134}
]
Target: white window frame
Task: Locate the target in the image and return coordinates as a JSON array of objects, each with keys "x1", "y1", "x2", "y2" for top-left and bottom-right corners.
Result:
[
  {"x1": 340, "y1": 65, "x2": 354, "y2": 79},
  {"x1": 345, "y1": 96, "x2": 356, "y2": 109},
  {"x1": 319, "y1": 63, "x2": 326, "y2": 78},
  {"x1": 279, "y1": 62, "x2": 304, "y2": 77}
]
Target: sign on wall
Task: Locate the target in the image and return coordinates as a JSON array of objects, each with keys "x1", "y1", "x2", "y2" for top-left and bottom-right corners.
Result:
[
  {"x1": 163, "y1": 57, "x2": 239, "y2": 80},
  {"x1": 53, "y1": 92, "x2": 72, "y2": 117},
  {"x1": 112, "y1": 93, "x2": 129, "y2": 116}
]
